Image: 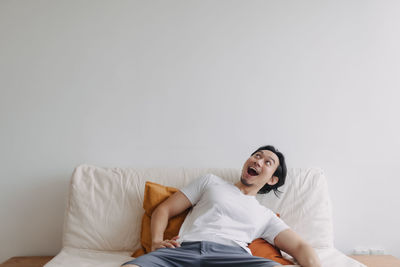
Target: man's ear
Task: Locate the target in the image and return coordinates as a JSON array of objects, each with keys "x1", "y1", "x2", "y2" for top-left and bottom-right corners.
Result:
[{"x1": 267, "y1": 176, "x2": 279, "y2": 186}]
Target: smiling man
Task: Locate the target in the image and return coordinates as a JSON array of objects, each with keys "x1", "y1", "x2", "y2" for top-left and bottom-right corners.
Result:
[{"x1": 122, "y1": 145, "x2": 321, "y2": 267}]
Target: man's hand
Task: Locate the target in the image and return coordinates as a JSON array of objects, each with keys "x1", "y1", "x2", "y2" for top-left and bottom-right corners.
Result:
[
  {"x1": 150, "y1": 191, "x2": 192, "y2": 252},
  {"x1": 151, "y1": 236, "x2": 181, "y2": 251}
]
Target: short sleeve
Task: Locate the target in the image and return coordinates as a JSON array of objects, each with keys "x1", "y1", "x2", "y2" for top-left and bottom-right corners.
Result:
[
  {"x1": 179, "y1": 174, "x2": 211, "y2": 205},
  {"x1": 261, "y1": 211, "x2": 290, "y2": 246}
]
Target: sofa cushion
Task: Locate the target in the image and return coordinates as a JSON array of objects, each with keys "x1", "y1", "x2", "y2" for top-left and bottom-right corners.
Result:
[
  {"x1": 248, "y1": 238, "x2": 294, "y2": 265},
  {"x1": 256, "y1": 168, "x2": 334, "y2": 249},
  {"x1": 62, "y1": 165, "x2": 240, "y2": 251},
  {"x1": 43, "y1": 247, "x2": 366, "y2": 267},
  {"x1": 136, "y1": 181, "x2": 190, "y2": 254},
  {"x1": 44, "y1": 247, "x2": 133, "y2": 267}
]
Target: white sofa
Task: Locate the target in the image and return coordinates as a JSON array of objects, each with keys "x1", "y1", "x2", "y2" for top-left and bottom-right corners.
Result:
[{"x1": 45, "y1": 164, "x2": 365, "y2": 267}]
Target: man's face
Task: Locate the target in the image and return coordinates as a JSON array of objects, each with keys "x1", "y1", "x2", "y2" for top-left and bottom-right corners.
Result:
[{"x1": 241, "y1": 150, "x2": 280, "y2": 189}]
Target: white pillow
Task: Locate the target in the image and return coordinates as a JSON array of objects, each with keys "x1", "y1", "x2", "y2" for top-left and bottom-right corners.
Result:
[{"x1": 256, "y1": 168, "x2": 334, "y2": 249}]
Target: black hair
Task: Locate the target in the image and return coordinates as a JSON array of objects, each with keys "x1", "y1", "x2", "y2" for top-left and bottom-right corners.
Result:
[{"x1": 251, "y1": 145, "x2": 287, "y2": 197}]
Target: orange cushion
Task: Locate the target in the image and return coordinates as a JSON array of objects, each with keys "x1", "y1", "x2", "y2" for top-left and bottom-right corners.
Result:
[
  {"x1": 132, "y1": 181, "x2": 190, "y2": 257},
  {"x1": 132, "y1": 181, "x2": 294, "y2": 265},
  {"x1": 249, "y1": 238, "x2": 294, "y2": 265}
]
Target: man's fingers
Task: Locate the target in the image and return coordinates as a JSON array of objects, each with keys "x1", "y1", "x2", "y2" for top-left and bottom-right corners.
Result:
[
  {"x1": 152, "y1": 245, "x2": 166, "y2": 251},
  {"x1": 164, "y1": 243, "x2": 175, "y2": 248},
  {"x1": 170, "y1": 240, "x2": 181, "y2": 247},
  {"x1": 155, "y1": 238, "x2": 181, "y2": 250}
]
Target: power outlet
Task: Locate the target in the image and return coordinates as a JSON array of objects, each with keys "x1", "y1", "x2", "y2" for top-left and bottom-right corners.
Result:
[
  {"x1": 369, "y1": 248, "x2": 385, "y2": 255},
  {"x1": 353, "y1": 247, "x2": 386, "y2": 255},
  {"x1": 353, "y1": 248, "x2": 370, "y2": 255}
]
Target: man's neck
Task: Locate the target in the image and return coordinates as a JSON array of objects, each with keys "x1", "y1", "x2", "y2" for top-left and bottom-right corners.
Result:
[{"x1": 234, "y1": 182, "x2": 259, "y2": 196}]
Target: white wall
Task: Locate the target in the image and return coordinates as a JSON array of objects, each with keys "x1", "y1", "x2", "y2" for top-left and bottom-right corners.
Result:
[{"x1": 1, "y1": 0, "x2": 399, "y2": 262}]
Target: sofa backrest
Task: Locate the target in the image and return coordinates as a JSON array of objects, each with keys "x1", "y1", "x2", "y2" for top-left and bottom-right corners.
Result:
[
  {"x1": 256, "y1": 168, "x2": 334, "y2": 249},
  {"x1": 62, "y1": 164, "x2": 333, "y2": 252}
]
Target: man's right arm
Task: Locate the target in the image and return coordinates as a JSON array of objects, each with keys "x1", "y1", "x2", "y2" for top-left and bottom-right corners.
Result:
[{"x1": 150, "y1": 190, "x2": 192, "y2": 251}]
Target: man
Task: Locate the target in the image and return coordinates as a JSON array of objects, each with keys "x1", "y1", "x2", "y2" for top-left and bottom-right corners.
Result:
[{"x1": 122, "y1": 145, "x2": 321, "y2": 267}]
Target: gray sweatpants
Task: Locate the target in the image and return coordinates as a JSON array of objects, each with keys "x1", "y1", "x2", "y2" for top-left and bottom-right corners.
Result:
[{"x1": 122, "y1": 241, "x2": 281, "y2": 267}]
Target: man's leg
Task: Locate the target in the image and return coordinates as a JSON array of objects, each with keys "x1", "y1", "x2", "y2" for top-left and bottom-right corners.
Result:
[
  {"x1": 120, "y1": 242, "x2": 201, "y2": 267},
  {"x1": 200, "y1": 241, "x2": 281, "y2": 267},
  {"x1": 202, "y1": 253, "x2": 281, "y2": 267}
]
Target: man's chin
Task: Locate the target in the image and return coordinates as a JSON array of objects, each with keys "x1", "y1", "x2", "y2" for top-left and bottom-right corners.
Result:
[{"x1": 240, "y1": 177, "x2": 252, "y2": 186}]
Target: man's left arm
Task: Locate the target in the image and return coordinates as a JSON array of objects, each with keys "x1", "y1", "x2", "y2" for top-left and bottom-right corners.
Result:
[{"x1": 274, "y1": 229, "x2": 321, "y2": 267}]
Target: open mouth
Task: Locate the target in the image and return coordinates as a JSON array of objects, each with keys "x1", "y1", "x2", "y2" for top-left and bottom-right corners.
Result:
[{"x1": 247, "y1": 167, "x2": 259, "y2": 176}]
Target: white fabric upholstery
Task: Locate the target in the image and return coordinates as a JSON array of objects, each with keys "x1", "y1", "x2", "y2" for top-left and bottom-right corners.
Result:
[
  {"x1": 44, "y1": 247, "x2": 132, "y2": 267},
  {"x1": 256, "y1": 168, "x2": 334, "y2": 249},
  {"x1": 45, "y1": 164, "x2": 365, "y2": 267},
  {"x1": 45, "y1": 247, "x2": 364, "y2": 267}
]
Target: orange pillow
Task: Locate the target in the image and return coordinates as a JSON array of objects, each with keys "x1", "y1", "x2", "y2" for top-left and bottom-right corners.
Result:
[
  {"x1": 132, "y1": 181, "x2": 190, "y2": 257},
  {"x1": 249, "y1": 238, "x2": 294, "y2": 265},
  {"x1": 132, "y1": 181, "x2": 294, "y2": 265}
]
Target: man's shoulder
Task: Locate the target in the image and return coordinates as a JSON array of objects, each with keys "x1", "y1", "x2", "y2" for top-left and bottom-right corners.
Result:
[
  {"x1": 190, "y1": 173, "x2": 230, "y2": 189},
  {"x1": 204, "y1": 173, "x2": 229, "y2": 185}
]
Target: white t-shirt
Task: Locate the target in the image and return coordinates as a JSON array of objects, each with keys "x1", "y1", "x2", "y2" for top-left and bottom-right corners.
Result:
[{"x1": 177, "y1": 174, "x2": 289, "y2": 254}]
